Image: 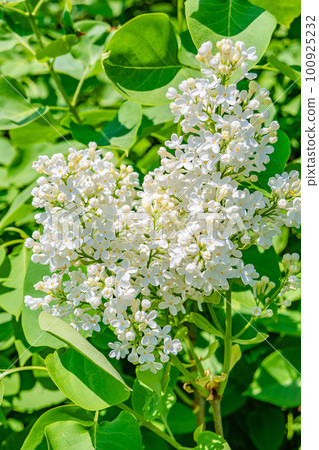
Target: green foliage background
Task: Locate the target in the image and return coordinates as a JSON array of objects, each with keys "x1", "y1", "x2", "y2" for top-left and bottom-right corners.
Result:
[{"x1": 0, "y1": 0, "x2": 301, "y2": 449}]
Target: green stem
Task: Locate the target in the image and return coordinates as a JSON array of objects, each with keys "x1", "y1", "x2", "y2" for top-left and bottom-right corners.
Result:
[
  {"x1": 3, "y1": 227, "x2": 28, "y2": 238},
  {"x1": 174, "y1": 385, "x2": 194, "y2": 408},
  {"x1": 118, "y1": 403, "x2": 183, "y2": 449},
  {"x1": 219, "y1": 289, "x2": 232, "y2": 397},
  {"x1": 232, "y1": 318, "x2": 254, "y2": 341},
  {"x1": 32, "y1": 0, "x2": 45, "y2": 15},
  {"x1": 0, "y1": 239, "x2": 25, "y2": 248},
  {"x1": 207, "y1": 303, "x2": 224, "y2": 335},
  {"x1": 72, "y1": 69, "x2": 89, "y2": 106},
  {"x1": 185, "y1": 335, "x2": 205, "y2": 377},
  {"x1": 210, "y1": 398, "x2": 223, "y2": 437},
  {"x1": 24, "y1": 0, "x2": 82, "y2": 124},
  {"x1": 93, "y1": 410, "x2": 99, "y2": 448},
  {"x1": 177, "y1": 0, "x2": 184, "y2": 33},
  {"x1": 12, "y1": 32, "x2": 36, "y2": 55},
  {"x1": 253, "y1": 65, "x2": 279, "y2": 72},
  {"x1": 171, "y1": 355, "x2": 208, "y2": 398},
  {"x1": 48, "y1": 63, "x2": 82, "y2": 123},
  {"x1": 0, "y1": 366, "x2": 47, "y2": 380},
  {"x1": 161, "y1": 414, "x2": 175, "y2": 440},
  {"x1": 25, "y1": 0, "x2": 44, "y2": 46},
  {"x1": 0, "y1": 4, "x2": 28, "y2": 15},
  {"x1": 210, "y1": 289, "x2": 232, "y2": 437}
]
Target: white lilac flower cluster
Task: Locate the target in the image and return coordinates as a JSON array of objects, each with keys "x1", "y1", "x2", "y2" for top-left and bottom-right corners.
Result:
[{"x1": 24, "y1": 39, "x2": 301, "y2": 373}]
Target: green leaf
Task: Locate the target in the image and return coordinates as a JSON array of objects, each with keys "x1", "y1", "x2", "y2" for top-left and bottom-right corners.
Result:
[
  {"x1": 54, "y1": 21, "x2": 110, "y2": 80},
  {"x1": 187, "y1": 312, "x2": 223, "y2": 337},
  {"x1": 262, "y1": 310, "x2": 301, "y2": 337},
  {"x1": 0, "y1": 137, "x2": 16, "y2": 166},
  {"x1": 0, "y1": 246, "x2": 30, "y2": 318},
  {"x1": 185, "y1": 0, "x2": 276, "y2": 64},
  {"x1": 167, "y1": 402, "x2": 197, "y2": 435},
  {"x1": 242, "y1": 246, "x2": 281, "y2": 290},
  {"x1": 45, "y1": 421, "x2": 94, "y2": 449},
  {"x1": 0, "y1": 76, "x2": 48, "y2": 130},
  {"x1": 39, "y1": 312, "x2": 130, "y2": 406},
  {"x1": 21, "y1": 405, "x2": 94, "y2": 450},
  {"x1": 103, "y1": 13, "x2": 199, "y2": 105},
  {"x1": 0, "y1": 381, "x2": 4, "y2": 406},
  {"x1": 268, "y1": 55, "x2": 301, "y2": 86},
  {"x1": 96, "y1": 412, "x2": 143, "y2": 450},
  {"x1": 0, "y1": 247, "x2": 5, "y2": 268},
  {"x1": 0, "y1": 312, "x2": 14, "y2": 350},
  {"x1": 233, "y1": 332, "x2": 269, "y2": 345},
  {"x1": 12, "y1": 381, "x2": 66, "y2": 413},
  {"x1": 45, "y1": 347, "x2": 127, "y2": 410},
  {"x1": 249, "y1": 0, "x2": 300, "y2": 28},
  {"x1": 22, "y1": 261, "x2": 65, "y2": 348},
  {"x1": 70, "y1": 101, "x2": 143, "y2": 155},
  {"x1": 9, "y1": 112, "x2": 64, "y2": 148},
  {"x1": 247, "y1": 404, "x2": 285, "y2": 450},
  {"x1": 255, "y1": 130, "x2": 291, "y2": 191},
  {"x1": 197, "y1": 430, "x2": 231, "y2": 449},
  {"x1": 0, "y1": 183, "x2": 35, "y2": 230},
  {"x1": 36, "y1": 35, "x2": 78, "y2": 62},
  {"x1": 136, "y1": 365, "x2": 164, "y2": 397},
  {"x1": 230, "y1": 344, "x2": 241, "y2": 370},
  {"x1": 0, "y1": 355, "x2": 20, "y2": 398},
  {"x1": 244, "y1": 347, "x2": 301, "y2": 407}
]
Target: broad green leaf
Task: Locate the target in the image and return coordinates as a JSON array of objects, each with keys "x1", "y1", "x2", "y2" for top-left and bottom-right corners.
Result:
[
  {"x1": 272, "y1": 226, "x2": 289, "y2": 255},
  {"x1": 167, "y1": 402, "x2": 197, "y2": 435},
  {"x1": 21, "y1": 405, "x2": 94, "y2": 450},
  {"x1": 12, "y1": 318, "x2": 36, "y2": 366},
  {"x1": 0, "y1": 137, "x2": 16, "y2": 166},
  {"x1": 22, "y1": 261, "x2": 67, "y2": 348},
  {"x1": 12, "y1": 381, "x2": 66, "y2": 413},
  {"x1": 242, "y1": 246, "x2": 281, "y2": 290},
  {"x1": 9, "y1": 111, "x2": 64, "y2": 147},
  {"x1": 254, "y1": 130, "x2": 291, "y2": 191},
  {"x1": 70, "y1": 101, "x2": 143, "y2": 155},
  {"x1": 187, "y1": 312, "x2": 223, "y2": 337},
  {"x1": 231, "y1": 289, "x2": 255, "y2": 309},
  {"x1": 0, "y1": 381, "x2": 4, "y2": 406},
  {"x1": 244, "y1": 347, "x2": 301, "y2": 407},
  {"x1": 45, "y1": 421, "x2": 94, "y2": 449},
  {"x1": 103, "y1": 13, "x2": 199, "y2": 105},
  {"x1": 0, "y1": 246, "x2": 30, "y2": 318},
  {"x1": 0, "y1": 76, "x2": 48, "y2": 130},
  {"x1": 96, "y1": 412, "x2": 142, "y2": 450},
  {"x1": 268, "y1": 55, "x2": 301, "y2": 86},
  {"x1": 0, "y1": 247, "x2": 5, "y2": 268},
  {"x1": 4, "y1": 141, "x2": 79, "y2": 188},
  {"x1": 54, "y1": 21, "x2": 110, "y2": 80},
  {"x1": 185, "y1": 0, "x2": 276, "y2": 64},
  {"x1": 197, "y1": 430, "x2": 231, "y2": 449},
  {"x1": 0, "y1": 183, "x2": 35, "y2": 230},
  {"x1": 132, "y1": 378, "x2": 153, "y2": 417},
  {"x1": 262, "y1": 310, "x2": 301, "y2": 337},
  {"x1": 249, "y1": 0, "x2": 301, "y2": 28},
  {"x1": 233, "y1": 332, "x2": 269, "y2": 345},
  {"x1": 36, "y1": 35, "x2": 78, "y2": 62},
  {"x1": 45, "y1": 347, "x2": 127, "y2": 410},
  {"x1": 39, "y1": 312, "x2": 130, "y2": 405},
  {"x1": 0, "y1": 355, "x2": 20, "y2": 397},
  {"x1": 136, "y1": 365, "x2": 164, "y2": 397},
  {"x1": 0, "y1": 312, "x2": 14, "y2": 350},
  {"x1": 247, "y1": 404, "x2": 285, "y2": 450},
  {"x1": 230, "y1": 344, "x2": 241, "y2": 370}
]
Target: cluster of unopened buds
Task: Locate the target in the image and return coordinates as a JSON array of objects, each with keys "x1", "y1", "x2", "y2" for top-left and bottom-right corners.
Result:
[{"x1": 24, "y1": 39, "x2": 301, "y2": 373}]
